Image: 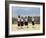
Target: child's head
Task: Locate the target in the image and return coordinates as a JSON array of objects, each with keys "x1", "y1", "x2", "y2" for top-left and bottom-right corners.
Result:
[{"x1": 18, "y1": 16, "x2": 20, "y2": 18}]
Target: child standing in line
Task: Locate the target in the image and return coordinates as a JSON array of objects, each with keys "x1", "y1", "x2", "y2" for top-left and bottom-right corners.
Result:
[
  {"x1": 17, "y1": 16, "x2": 21, "y2": 28},
  {"x1": 32, "y1": 17, "x2": 35, "y2": 28},
  {"x1": 21, "y1": 16, "x2": 24, "y2": 29},
  {"x1": 25, "y1": 16, "x2": 28, "y2": 28}
]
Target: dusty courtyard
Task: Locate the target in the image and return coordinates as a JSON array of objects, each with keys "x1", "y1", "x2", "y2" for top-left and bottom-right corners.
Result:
[{"x1": 12, "y1": 23, "x2": 40, "y2": 32}]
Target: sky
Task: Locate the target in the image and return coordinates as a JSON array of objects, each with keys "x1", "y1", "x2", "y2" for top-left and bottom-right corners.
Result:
[{"x1": 12, "y1": 6, "x2": 40, "y2": 17}]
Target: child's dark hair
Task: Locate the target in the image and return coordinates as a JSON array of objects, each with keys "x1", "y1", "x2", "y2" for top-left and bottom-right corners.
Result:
[{"x1": 18, "y1": 16, "x2": 20, "y2": 18}]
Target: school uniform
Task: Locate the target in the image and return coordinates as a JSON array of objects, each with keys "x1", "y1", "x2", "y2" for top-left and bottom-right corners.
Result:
[
  {"x1": 21, "y1": 18, "x2": 23, "y2": 26},
  {"x1": 18, "y1": 18, "x2": 20, "y2": 26},
  {"x1": 25, "y1": 18, "x2": 28, "y2": 26},
  {"x1": 32, "y1": 17, "x2": 34, "y2": 25}
]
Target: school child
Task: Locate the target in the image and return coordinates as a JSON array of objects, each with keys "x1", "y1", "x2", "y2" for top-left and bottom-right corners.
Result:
[
  {"x1": 21, "y1": 16, "x2": 24, "y2": 29},
  {"x1": 32, "y1": 17, "x2": 35, "y2": 28},
  {"x1": 17, "y1": 16, "x2": 21, "y2": 28},
  {"x1": 25, "y1": 16, "x2": 28, "y2": 28}
]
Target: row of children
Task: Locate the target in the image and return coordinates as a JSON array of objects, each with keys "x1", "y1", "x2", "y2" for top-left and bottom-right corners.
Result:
[{"x1": 17, "y1": 16, "x2": 34, "y2": 28}]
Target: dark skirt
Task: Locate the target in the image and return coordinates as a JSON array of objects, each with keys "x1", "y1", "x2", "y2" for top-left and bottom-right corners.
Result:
[
  {"x1": 21, "y1": 22, "x2": 23, "y2": 26},
  {"x1": 18, "y1": 22, "x2": 20, "y2": 26},
  {"x1": 32, "y1": 21, "x2": 34, "y2": 25},
  {"x1": 25, "y1": 22, "x2": 28, "y2": 26}
]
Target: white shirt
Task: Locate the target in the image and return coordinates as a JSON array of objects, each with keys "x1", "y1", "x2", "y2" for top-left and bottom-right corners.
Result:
[
  {"x1": 32, "y1": 17, "x2": 34, "y2": 21},
  {"x1": 21, "y1": 18, "x2": 23, "y2": 22},
  {"x1": 18, "y1": 18, "x2": 20, "y2": 21},
  {"x1": 25, "y1": 18, "x2": 28, "y2": 22}
]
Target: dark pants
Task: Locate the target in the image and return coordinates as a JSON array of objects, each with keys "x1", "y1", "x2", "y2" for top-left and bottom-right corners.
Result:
[
  {"x1": 21, "y1": 22, "x2": 23, "y2": 26},
  {"x1": 18, "y1": 22, "x2": 20, "y2": 26},
  {"x1": 25, "y1": 22, "x2": 28, "y2": 26},
  {"x1": 32, "y1": 21, "x2": 34, "y2": 25}
]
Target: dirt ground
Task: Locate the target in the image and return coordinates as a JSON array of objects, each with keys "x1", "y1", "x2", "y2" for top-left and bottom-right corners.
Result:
[{"x1": 12, "y1": 23, "x2": 40, "y2": 32}]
